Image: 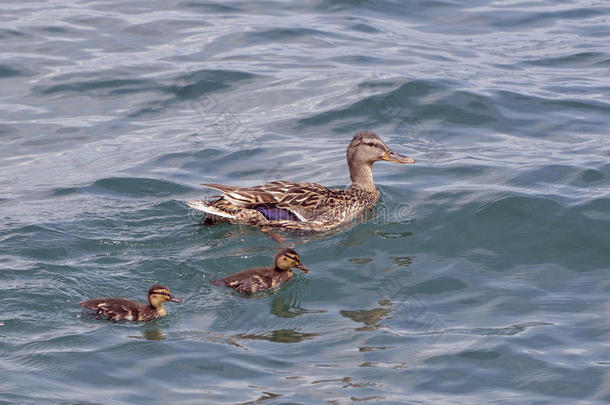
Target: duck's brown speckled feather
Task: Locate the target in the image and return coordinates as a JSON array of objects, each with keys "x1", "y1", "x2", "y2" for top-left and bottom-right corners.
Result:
[{"x1": 189, "y1": 181, "x2": 379, "y2": 232}]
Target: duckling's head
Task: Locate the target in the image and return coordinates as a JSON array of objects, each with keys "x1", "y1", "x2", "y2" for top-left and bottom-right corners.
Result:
[
  {"x1": 147, "y1": 284, "x2": 183, "y2": 308},
  {"x1": 274, "y1": 248, "x2": 309, "y2": 273},
  {"x1": 347, "y1": 131, "x2": 415, "y2": 166}
]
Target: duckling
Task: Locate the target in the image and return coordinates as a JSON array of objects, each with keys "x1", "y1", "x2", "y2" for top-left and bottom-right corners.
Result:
[
  {"x1": 212, "y1": 248, "x2": 309, "y2": 295},
  {"x1": 78, "y1": 284, "x2": 182, "y2": 322}
]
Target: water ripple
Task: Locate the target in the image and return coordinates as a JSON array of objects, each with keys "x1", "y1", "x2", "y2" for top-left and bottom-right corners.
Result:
[{"x1": 2, "y1": 0, "x2": 609, "y2": 403}]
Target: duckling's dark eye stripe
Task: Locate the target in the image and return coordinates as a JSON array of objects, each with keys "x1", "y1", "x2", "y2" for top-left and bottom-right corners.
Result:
[
  {"x1": 285, "y1": 254, "x2": 299, "y2": 261},
  {"x1": 152, "y1": 290, "x2": 171, "y2": 296}
]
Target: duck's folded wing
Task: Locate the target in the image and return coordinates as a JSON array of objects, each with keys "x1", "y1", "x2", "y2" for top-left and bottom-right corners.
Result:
[{"x1": 202, "y1": 181, "x2": 340, "y2": 222}]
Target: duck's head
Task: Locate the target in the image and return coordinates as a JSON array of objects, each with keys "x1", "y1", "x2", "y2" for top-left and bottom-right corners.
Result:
[
  {"x1": 147, "y1": 284, "x2": 183, "y2": 308},
  {"x1": 346, "y1": 131, "x2": 414, "y2": 192},
  {"x1": 274, "y1": 248, "x2": 309, "y2": 273},
  {"x1": 347, "y1": 131, "x2": 415, "y2": 166}
]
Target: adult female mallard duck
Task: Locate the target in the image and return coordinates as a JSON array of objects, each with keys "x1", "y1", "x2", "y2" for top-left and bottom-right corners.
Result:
[
  {"x1": 187, "y1": 131, "x2": 414, "y2": 232},
  {"x1": 211, "y1": 248, "x2": 309, "y2": 295},
  {"x1": 78, "y1": 284, "x2": 182, "y2": 322}
]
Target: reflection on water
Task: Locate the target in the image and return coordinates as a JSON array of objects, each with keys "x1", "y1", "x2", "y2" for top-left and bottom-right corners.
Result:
[
  {"x1": 269, "y1": 290, "x2": 303, "y2": 318},
  {"x1": 236, "y1": 391, "x2": 281, "y2": 405},
  {"x1": 235, "y1": 329, "x2": 317, "y2": 343},
  {"x1": 446, "y1": 322, "x2": 553, "y2": 336},
  {"x1": 375, "y1": 231, "x2": 414, "y2": 239},
  {"x1": 348, "y1": 395, "x2": 386, "y2": 402},
  {"x1": 215, "y1": 283, "x2": 323, "y2": 333},
  {"x1": 340, "y1": 300, "x2": 393, "y2": 331},
  {"x1": 348, "y1": 252, "x2": 414, "y2": 278},
  {"x1": 311, "y1": 376, "x2": 382, "y2": 389},
  {"x1": 359, "y1": 346, "x2": 391, "y2": 352},
  {"x1": 359, "y1": 361, "x2": 406, "y2": 370},
  {"x1": 392, "y1": 256, "x2": 413, "y2": 267},
  {"x1": 127, "y1": 328, "x2": 166, "y2": 341},
  {"x1": 348, "y1": 258, "x2": 373, "y2": 265},
  {"x1": 269, "y1": 292, "x2": 325, "y2": 318}
]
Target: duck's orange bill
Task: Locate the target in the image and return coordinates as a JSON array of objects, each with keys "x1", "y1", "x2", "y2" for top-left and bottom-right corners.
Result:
[{"x1": 382, "y1": 150, "x2": 415, "y2": 164}]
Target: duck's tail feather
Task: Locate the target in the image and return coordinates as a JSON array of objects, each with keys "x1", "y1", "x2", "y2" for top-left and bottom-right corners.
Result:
[
  {"x1": 210, "y1": 279, "x2": 225, "y2": 287},
  {"x1": 201, "y1": 183, "x2": 239, "y2": 193},
  {"x1": 187, "y1": 200, "x2": 238, "y2": 220}
]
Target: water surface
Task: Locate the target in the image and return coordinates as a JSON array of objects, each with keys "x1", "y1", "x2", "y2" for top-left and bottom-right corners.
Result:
[{"x1": 1, "y1": 0, "x2": 609, "y2": 403}]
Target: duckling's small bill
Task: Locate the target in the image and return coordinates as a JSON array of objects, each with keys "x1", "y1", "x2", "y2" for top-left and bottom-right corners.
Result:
[{"x1": 296, "y1": 262, "x2": 310, "y2": 273}]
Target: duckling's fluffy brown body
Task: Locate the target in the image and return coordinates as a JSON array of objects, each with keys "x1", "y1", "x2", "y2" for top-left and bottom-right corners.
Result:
[
  {"x1": 212, "y1": 248, "x2": 309, "y2": 295},
  {"x1": 79, "y1": 284, "x2": 181, "y2": 322},
  {"x1": 212, "y1": 266, "x2": 297, "y2": 295},
  {"x1": 79, "y1": 297, "x2": 163, "y2": 322}
]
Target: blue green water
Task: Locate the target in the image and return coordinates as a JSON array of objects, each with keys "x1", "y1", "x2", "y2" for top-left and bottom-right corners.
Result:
[{"x1": 1, "y1": 0, "x2": 609, "y2": 403}]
